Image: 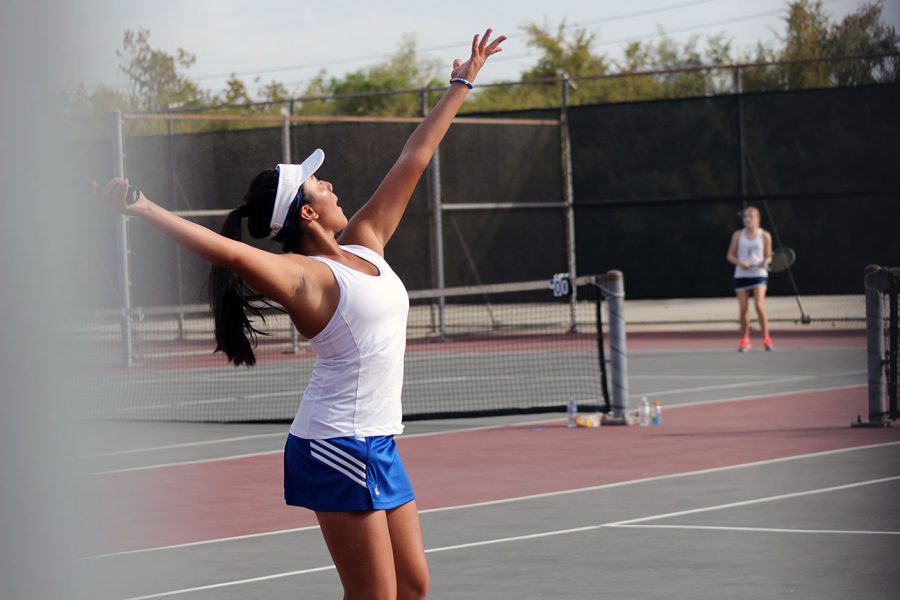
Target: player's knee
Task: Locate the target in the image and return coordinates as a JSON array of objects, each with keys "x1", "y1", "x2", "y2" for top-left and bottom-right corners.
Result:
[{"x1": 398, "y1": 567, "x2": 429, "y2": 600}]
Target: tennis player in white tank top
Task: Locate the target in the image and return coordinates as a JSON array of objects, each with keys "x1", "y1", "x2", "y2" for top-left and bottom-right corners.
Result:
[
  {"x1": 96, "y1": 29, "x2": 507, "y2": 600},
  {"x1": 726, "y1": 206, "x2": 774, "y2": 351}
]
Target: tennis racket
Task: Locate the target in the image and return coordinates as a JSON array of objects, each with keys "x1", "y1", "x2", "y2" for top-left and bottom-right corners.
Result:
[{"x1": 767, "y1": 247, "x2": 796, "y2": 273}]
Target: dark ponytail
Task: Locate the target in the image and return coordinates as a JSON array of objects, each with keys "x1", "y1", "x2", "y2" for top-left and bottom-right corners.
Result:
[
  {"x1": 208, "y1": 170, "x2": 289, "y2": 367},
  {"x1": 208, "y1": 206, "x2": 263, "y2": 366}
]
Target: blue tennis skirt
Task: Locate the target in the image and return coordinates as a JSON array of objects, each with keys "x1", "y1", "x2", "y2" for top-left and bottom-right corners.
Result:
[
  {"x1": 733, "y1": 276, "x2": 768, "y2": 291},
  {"x1": 284, "y1": 434, "x2": 415, "y2": 512}
]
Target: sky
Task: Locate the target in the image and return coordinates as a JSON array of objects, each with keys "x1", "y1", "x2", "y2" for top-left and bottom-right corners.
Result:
[{"x1": 73, "y1": 0, "x2": 899, "y2": 99}]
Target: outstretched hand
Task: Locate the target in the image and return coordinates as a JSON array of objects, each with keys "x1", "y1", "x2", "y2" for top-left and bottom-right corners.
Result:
[
  {"x1": 450, "y1": 28, "x2": 506, "y2": 84},
  {"x1": 92, "y1": 178, "x2": 149, "y2": 214}
]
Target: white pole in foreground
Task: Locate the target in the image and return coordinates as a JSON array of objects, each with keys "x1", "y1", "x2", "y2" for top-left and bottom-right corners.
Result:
[
  {"x1": 602, "y1": 270, "x2": 630, "y2": 424},
  {"x1": 113, "y1": 110, "x2": 134, "y2": 366}
]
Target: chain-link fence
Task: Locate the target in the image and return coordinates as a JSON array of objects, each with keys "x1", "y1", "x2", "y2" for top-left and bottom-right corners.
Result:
[{"x1": 69, "y1": 59, "x2": 899, "y2": 373}]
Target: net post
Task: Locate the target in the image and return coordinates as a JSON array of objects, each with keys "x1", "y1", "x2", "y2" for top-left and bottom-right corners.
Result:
[
  {"x1": 282, "y1": 113, "x2": 300, "y2": 354},
  {"x1": 560, "y1": 76, "x2": 578, "y2": 332},
  {"x1": 601, "y1": 270, "x2": 630, "y2": 425},
  {"x1": 113, "y1": 109, "x2": 134, "y2": 366},
  {"x1": 854, "y1": 264, "x2": 890, "y2": 427},
  {"x1": 593, "y1": 278, "x2": 612, "y2": 414}
]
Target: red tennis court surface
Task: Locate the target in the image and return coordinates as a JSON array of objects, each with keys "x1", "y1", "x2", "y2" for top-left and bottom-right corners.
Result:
[{"x1": 83, "y1": 382, "x2": 896, "y2": 556}]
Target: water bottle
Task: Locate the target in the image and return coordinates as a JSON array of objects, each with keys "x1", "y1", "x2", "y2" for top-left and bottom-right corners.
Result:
[
  {"x1": 639, "y1": 397, "x2": 650, "y2": 427},
  {"x1": 651, "y1": 400, "x2": 662, "y2": 426},
  {"x1": 567, "y1": 398, "x2": 578, "y2": 428}
]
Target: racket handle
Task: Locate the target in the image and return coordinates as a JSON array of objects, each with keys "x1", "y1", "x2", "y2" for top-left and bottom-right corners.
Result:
[{"x1": 126, "y1": 186, "x2": 141, "y2": 205}]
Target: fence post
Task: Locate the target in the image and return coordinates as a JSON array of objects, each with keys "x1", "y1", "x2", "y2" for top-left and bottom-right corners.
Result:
[
  {"x1": 560, "y1": 76, "x2": 578, "y2": 332},
  {"x1": 167, "y1": 118, "x2": 186, "y2": 340},
  {"x1": 282, "y1": 113, "x2": 300, "y2": 354},
  {"x1": 113, "y1": 109, "x2": 134, "y2": 366},
  {"x1": 734, "y1": 67, "x2": 747, "y2": 210},
  {"x1": 602, "y1": 270, "x2": 630, "y2": 424},
  {"x1": 423, "y1": 89, "x2": 446, "y2": 339}
]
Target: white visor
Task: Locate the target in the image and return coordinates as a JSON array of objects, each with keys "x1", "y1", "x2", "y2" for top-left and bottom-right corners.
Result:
[{"x1": 269, "y1": 148, "x2": 325, "y2": 239}]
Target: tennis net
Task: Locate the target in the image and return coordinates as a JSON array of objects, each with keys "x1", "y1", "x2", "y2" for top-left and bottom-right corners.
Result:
[{"x1": 73, "y1": 276, "x2": 611, "y2": 422}]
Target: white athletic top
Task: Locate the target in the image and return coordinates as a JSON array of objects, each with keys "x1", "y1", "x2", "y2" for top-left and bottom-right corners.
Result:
[
  {"x1": 734, "y1": 228, "x2": 768, "y2": 278},
  {"x1": 290, "y1": 245, "x2": 409, "y2": 439}
]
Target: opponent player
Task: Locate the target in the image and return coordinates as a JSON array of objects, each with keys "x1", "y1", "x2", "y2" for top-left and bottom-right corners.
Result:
[{"x1": 726, "y1": 206, "x2": 773, "y2": 351}]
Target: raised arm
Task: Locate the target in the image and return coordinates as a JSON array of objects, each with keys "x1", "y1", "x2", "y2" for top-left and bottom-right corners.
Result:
[
  {"x1": 339, "y1": 29, "x2": 506, "y2": 254},
  {"x1": 96, "y1": 178, "x2": 307, "y2": 306}
]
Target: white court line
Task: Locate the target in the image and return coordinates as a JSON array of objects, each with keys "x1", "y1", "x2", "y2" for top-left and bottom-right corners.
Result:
[
  {"x1": 117, "y1": 473, "x2": 900, "y2": 600},
  {"x1": 636, "y1": 382, "x2": 865, "y2": 409},
  {"x1": 179, "y1": 398, "x2": 239, "y2": 407},
  {"x1": 81, "y1": 382, "x2": 866, "y2": 474},
  {"x1": 604, "y1": 475, "x2": 900, "y2": 526},
  {"x1": 85, "y1": 439, "x2": 900, "y2": 559},
  {"x1": 246, "y1": 390, "x2": 301, "y2": 400},
  {"x1": 630, "y1": 369, "x2": 863, "y2": 399},
  {"x1": 630, "y1": 374, "x2": 770, "y2": 380},
  {"x1": 80, "y1": 433, "x2": 288, "y2": 459},
  {"x1": 608, "y1": 524, "x2": 900, "y2": 536},
  {"x1": 78, "y1": 375, "x2": 865, "y2": 464},
  {"x1": 81, "y1": 450, "x2": 283, "y2": 477},
  {"x1": 78, "y1": 417, "x2": 557, "y2": 466},
  {"x1": 121, "y1": 565, "x2": 339, "y2": 600}
]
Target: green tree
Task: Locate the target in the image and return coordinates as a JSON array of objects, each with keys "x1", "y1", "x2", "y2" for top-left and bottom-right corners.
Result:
[
  {"x1": 742, "y1": 1, "x2": 899, "y2": 91},
  {"x1": 296, "y1": 36, "x2": 442, "y2": 116},
  {"x1": 520, "y1": 21, "x2": 607, "y2": 79},
  {"x1": 259, "y1": 79, "x2": 289, "y2": 104},
  {"x1": 471, "y1": 22, "x2": 735, "y2": 111},
  {"x1": 220, "y1": 74, "x2": 253, "y2": 107},
  {"x1": 65, "y1": 0, "x2": 899, "y2": 130},
  {"x1": 62, "y1": 82, "x2": 131, "y2": 137},
  {"x1": 825, "y1": 1, "x2": 899, "y2": 84},
  {"x1": 469, "y1": 21, "x2": 609, "y2": 112},
  {"x1": 613, "y1": 32, "x2": 735, "y2": 100},
  {"x1": 117, "y1": 28, "x2": 207, "y2": 111}
]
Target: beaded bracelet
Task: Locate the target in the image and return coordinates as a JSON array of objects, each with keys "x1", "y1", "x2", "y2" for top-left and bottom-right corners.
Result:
[{"x1": 449, "y1": 77, "x2": 474, "y2": 89}]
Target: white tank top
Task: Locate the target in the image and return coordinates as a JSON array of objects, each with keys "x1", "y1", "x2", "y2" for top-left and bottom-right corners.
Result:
[
  {"x1": 290, "y1": 245, "x2": 409, "y2": 439},
  {"x1": 734, "y1": 228, "x2": 767, "y2": 278}
]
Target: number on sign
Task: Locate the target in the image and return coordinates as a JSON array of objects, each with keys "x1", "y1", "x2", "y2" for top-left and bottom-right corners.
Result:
[{"x1": 551, "y1": 273, "x2": 572, "y2": 298}]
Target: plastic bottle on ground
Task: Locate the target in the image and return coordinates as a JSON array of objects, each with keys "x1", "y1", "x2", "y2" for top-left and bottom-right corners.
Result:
[
  {"x1": 651, "y1": 400, "x2": 662, "y2": 426},
  {"x1": 639, "y1": 397, "x2": 650, "y2": 427},
  {"x1": 567, "y1": 398, "x2": 578, "y2": 428}
]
